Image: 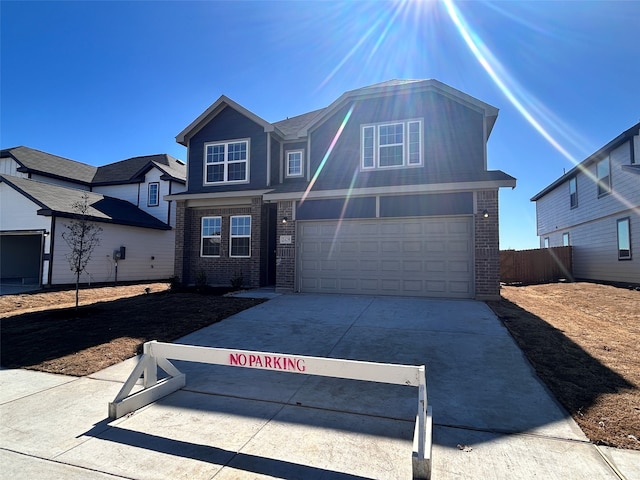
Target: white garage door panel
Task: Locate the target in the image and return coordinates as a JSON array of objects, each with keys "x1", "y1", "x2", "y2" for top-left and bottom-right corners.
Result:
[{"x1": 298, "y1": 217, "x2": 474, "y2": 298}]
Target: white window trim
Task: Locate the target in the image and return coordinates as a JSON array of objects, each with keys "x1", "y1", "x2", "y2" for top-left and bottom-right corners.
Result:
[
  {"x1": 569, "y1": 177, "x2": 578, "y2": 209},
  {"x1": 361, "y1": 118, "x2": 423, "y2": 171},
  {"x1": 203, "y1": 138, "x2": 250, "y2": 185},
  {"x1": 147, "y1": 182, "x2": 160, "y2": 207},
  {"x1": 617, "y1": 217, "x2": 632, "y2": 260},
  {"x1": 543, "y1": 237, "x2": 550, "y2": 248},
  {"x1": 562, "y1": 232, "x2": 570, "y2": 246},
  {"x1": 596, "y1": 156, "x2": 611, "y2": 197},
  {"x1": 285, "y1": 149, "x2": 304, "y2": 178},
  {"x1": 201, "y1": 216, "x2": 222, "y2": 257},
  {"x1": 230, "y1": 215, "x2": 251, "y2": 258}
]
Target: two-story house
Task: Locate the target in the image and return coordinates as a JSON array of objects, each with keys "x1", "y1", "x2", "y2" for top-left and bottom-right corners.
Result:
[
  {"x1": 0, "y1": 146, "x2": 186, "y2": 287},
  {"x1": 531, "y1": 122, "x2": 640, "y2": 284},
  {"x1": 170, "y1": 80, "x2": 516, "y2": 300}
]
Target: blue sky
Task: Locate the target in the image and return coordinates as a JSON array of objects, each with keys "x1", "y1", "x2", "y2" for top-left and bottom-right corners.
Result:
[{"x1": 2, "y1": 1, "x2": 639, "y2": 250}]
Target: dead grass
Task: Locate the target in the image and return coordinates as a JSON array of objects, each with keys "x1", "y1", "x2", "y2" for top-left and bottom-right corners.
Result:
[
  {"x1": 487, "y1": 282, "x2": 640, "y2": 450},
  {"x1": 0, "y1": 283, "x2": 264, "y2": 376}
]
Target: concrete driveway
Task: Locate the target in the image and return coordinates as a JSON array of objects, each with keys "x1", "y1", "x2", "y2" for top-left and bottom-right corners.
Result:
[{"x1": 1, "y1": 293, "x2": 637, "y2": 479}]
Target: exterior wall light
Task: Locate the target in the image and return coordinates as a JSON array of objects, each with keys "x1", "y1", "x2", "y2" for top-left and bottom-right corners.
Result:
[
  {"x1": 282, "y1": 217, "x2": 288, "y2": 224},
  {"x1": 482, "y1": 210, "x2": 489, "y2": 218}
]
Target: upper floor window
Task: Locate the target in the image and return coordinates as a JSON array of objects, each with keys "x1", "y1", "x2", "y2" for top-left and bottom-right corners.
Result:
[
  {"x1": 562, "y1": 232, "x2": 570, "y2": 246},
  {"x1": 147, "y1": 182, "x2": 159, "y2": 207},
  {"x1": 201, "y1": 216, "x2": 222, "y2": 257},
  {"x1": 204, "y1": 139, "x2": 249, "y2": 184},
  {"x1": 543, "y1": 237, "x2": 550, "y2": 248},
  {"x1": 617, "y1": 217, "x2": 631, "y2": 260},
  {"x1": 286, "y1": 150, "x2": 304, "y2": 177},
  {"x1": 596, "y1": 156, "x2": 611, "y2": 197},
  {"x1": 230, "y1": 215, "x2": 251, "y2": 257},
  {"x1": 361, "y1": 119, "x2": 423, "y2": 170},
  {"x1": 569, "y1": 177, "x2": 577, "y2": 209}
]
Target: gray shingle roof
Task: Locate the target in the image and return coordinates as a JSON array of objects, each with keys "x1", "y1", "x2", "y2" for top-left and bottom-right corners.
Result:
[
  {"x1": 0, "y1": 174, "x2": 171, "y2": 230},
  {"x1": 1, "y1": 146, "x2": 98, "y2": 184},
  {"x1": 273, "y1": 108, "x2": 326, "y2": 137},
  {"x1": 93, "y1": 154, "x2": 186, "y2": 184},
  {"x1": 0, "y1": 147, "x2": 186, "y2": 186}
]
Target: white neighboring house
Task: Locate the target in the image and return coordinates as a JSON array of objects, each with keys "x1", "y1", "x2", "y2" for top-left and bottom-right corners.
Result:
[
  {"x1": 0, "y1": 146, "x2": 186, "y2": 287},
  {"x1": 531, "y1": 122, "x2": 640, "y2": 285}
]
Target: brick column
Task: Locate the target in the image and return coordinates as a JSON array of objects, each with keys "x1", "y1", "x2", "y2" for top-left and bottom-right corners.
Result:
[
  {"x1": 475, "y1": 190, "x2": 500, "y2": 300},
  {"x1": 173, "y1": 200, "x2": 186, "y2": 283},
  {"x1": 276, "y1": 201, "x2": 295, "y2": 292}
]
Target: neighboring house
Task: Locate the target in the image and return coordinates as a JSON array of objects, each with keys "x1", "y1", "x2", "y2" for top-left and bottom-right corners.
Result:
[
  {"x1": 0, "y1": 147, "x2": 186, "y2": 287},
  {"x1": 531, "y1": 122, "x2": 640, "y2": 285},
  {"x1": 169, "y1": 79, "x2": 516, "y2": 300}
]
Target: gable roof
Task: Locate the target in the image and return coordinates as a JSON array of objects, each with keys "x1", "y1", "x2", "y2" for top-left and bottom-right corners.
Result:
[
  {"x1": 176, "y1": 95, "x2": 279, "y2": 146},
  {"x1": 93, "y1": 154, "x2": 186, "y2": 184},
  {"x1": 531, "y1": 121, "x2": 640, "y2": 201},
  {"x1": 296, "y1": 79, "x2": 499, "y2": 138},
  {"x1": 0, "y1": 174, "x2": 171, "y2": 230},
  {"x1": 1, "y1": 146, "x2": 97, "y2": 185},
  {"x1": 177, "y1": 79, "x2": 500, "y2": 145},
  {"x1": 0, "y1": 146, "x2": 186, "y2": 186}
]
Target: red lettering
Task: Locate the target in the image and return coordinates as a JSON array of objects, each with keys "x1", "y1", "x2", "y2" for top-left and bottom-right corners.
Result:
[
  {"x1": 238, "y1": 354, "x2": 247, "y2": 366},
  {"x1": 229, "y1": 353, "x2": 240, "y2": 366},
  {"x1": 285, "y1": 358, "x2": 295, "y2": 371},
  {"x1": 296, "y1": 359, "x2": 306, "y2": 372},
  {"x1": 273, "y1": 357, "x2": 282, "y2": 369},
  {"x1": 249, "y1": 354, "x2": 257, "y2": 366},
  {"x1": 255, "y1": 356, "x2": 263, "y2": 367},
  {"x1": 265, "y1": 357, "x2": 272, "y2": 368}
]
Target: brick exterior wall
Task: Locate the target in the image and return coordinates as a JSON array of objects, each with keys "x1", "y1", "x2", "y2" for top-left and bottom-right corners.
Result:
[
  {"x1": 474, "y1": 190, "x2": 500, "y2": 300},
  {"x1": 276, "y1": 201, "x2": 295, "y2": 292},
  {"x1": 176, "y1": 197, "x2": 264, "y2": 288}
]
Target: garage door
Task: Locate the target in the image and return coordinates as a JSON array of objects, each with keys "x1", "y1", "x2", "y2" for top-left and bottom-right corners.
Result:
[
  {"x1": 298, "y1": 217, "x2": 473, "y2": 298},
  {"x1": 0, "y1": 233, "x2": 42, "y2": 285}
]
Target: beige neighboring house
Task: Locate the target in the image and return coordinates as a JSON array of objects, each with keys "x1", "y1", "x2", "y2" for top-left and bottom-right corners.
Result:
[{"x1": 0, "y1": 146, "x2": 186, "y2": 288}]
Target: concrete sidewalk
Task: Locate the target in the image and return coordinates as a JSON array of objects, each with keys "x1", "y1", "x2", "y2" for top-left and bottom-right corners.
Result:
[{"x1": 1, "y1": 294, "x2": 638, "y2": 479}]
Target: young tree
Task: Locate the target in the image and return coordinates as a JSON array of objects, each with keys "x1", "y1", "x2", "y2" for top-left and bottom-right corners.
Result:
[{"x1": 62, "y1": 192, "x2": 102, "y2": 309}]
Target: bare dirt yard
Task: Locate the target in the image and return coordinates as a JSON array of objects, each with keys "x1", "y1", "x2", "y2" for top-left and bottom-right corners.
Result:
[
  {"x1": 487, "y1": 282, "x2": 639, "y2": 451},
  {"x1": 0, "y1": 283, "x2": 264, "y2": 376},
  {"x1": 1, "y1": 281, "x2": 638, "y2": 451}
]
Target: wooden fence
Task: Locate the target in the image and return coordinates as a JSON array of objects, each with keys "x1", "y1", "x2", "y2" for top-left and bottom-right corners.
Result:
[{"x1": 500, "y1": 246, "x2": 573, "y2": 285}]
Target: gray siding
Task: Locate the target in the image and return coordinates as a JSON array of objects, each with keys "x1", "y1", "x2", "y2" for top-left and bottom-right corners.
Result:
[{"x1": 536, "y1": 139, "x2": 640, "y2": 284}]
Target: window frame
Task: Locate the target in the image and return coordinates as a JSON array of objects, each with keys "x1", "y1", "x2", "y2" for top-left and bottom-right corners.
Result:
[
  {"x1": 596, "y1": 156, "x2": 611, "y2": 197},
  {"x1": 569, "y1": 177, "x2": 578, "y2": 209},
  {"x1": 201, "y1": 216, "x2": 222, "y2": 257},
  {"x1": 203, "y1": 138, "x2": 250, "y2": 185},
  {"x1": 285, "y1": 149, "x2": 304, "y2": 178},
  {"x1": 147, "y1": 182, "x2": 160, "y2": 207},
  {"x1": 230, "y1": 215, "x2": 251, "y2": 258},
  {"x1": 361, "y1": 119, "x2": 423, "y2": 170},
  {"x1": 543, "y1": 237, "x2": 550, "y2": 248},
  {"x1": 562, "y1": 232, "x2": 570, "y2": 246},
  {"x1": 617, "y1": 217, "x2": 632, "y2": 260}
]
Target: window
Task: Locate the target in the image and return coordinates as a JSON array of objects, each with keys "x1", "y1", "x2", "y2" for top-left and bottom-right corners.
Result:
[
  {"x1": 361, "y1": 119, "x2": 423, "y2": 170},
  {"x1": 596, "y1": 157, "x2": 611, "y2": 197},
  {"x1": 562, "y1": 233, "x2": 570, "y2": 246},
  {"x1": 230, "y1": 215, "x2": 251, "y2": 257},
  {"x1": 147, "y1": 182, "x2": 159, "y2": 207},
  {"x1": 204, "y1": 140, "x2": 249, "y2": 184},
  {"x1": 617, "y1": 217, "x2": 631, "y2": 260},
  {"x1": 569, "y1": 177, "x2": 577, "y2": 209},
  {"x1": 201, "y1": 217, "x2": 222, "y2": 257},
  {"x1": 544, "y1": 237, "x2": 550, "y2": 248},
  {"x1": 286, "y1": 150, "x2": 303, "y2": 177}
]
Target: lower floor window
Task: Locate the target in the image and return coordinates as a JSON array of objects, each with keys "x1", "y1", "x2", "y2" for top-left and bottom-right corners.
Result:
[
  {"x1": 617, "y1": 217, "x2": 631, "y2": 260},
  {"x1": 230, "y1": 215, "x2": 251, "y2": 257},
  {"x1": 201, "y1": 217, "x2": 221, "y2": 257}
]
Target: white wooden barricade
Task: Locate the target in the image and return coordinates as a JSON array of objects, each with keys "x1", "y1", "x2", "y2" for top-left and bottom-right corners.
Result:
[{"x1": 109, "y1": 340, "x2": 433, "y2": 479}]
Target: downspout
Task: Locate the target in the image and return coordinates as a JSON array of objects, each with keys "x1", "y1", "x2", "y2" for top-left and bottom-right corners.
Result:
[
  {"x1": 47, "y1": 215, "x2": 56, "y2": 287},
  {"x1": 266, "y1": 133, "x2": 271, "y2": 187},
  {"x1": 167, "y1": 180, "x2": 173, "y2": 225}
]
